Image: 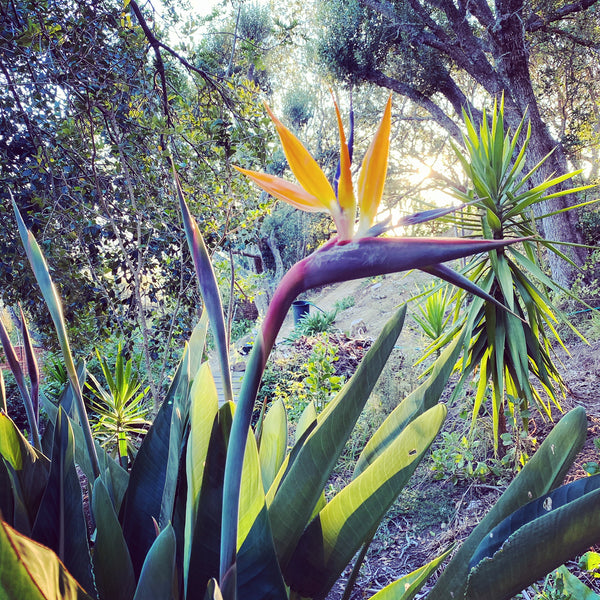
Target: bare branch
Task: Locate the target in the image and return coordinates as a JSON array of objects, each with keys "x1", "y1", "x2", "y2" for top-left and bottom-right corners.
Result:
[
  {"x1": 364, "y1": 69, "x2": 464, "y2": 142},
  {"x1": 526, "y1": 0, "x2": 600, "y2": 31},
  {"x1": 535, "y1": 24, "x2": 600, "y2": 49}
]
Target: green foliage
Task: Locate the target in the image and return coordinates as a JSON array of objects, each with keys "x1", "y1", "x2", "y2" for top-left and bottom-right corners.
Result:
[
  {"x1": 317, "y1": 0, "x2": 447, "y2": 93},
  {"x1": 303, "y1": 339, "x2": 344, "y2": 411},
  {"x1": 256, "y1": 350, "x2": 308, "y2": 421},
  {"x1": 430, "y1": 431, "x2": 504, "y2": 485},
  {"x1": 412, "y1": 281, "x2": 451, "y2": 343},
  {"x1": 86, "y1": 345, "x2": 151, "y2": 468},
  {"x1": 1, "y1": 203, "x2": 460, "y2": 600},
  {"x1": 4, "y1": 86, "x2": 600, "y2": 600},
  {"x1": 2, "y1": 227, "x2": 599, "y2": 600},
  {"x1": 259, "y1": 336, "x2": 345, "y2": 420},
  {"x1": 579, "y1": 551, "x2": 600, "y2": 578},
  {"x1": 41, "y1": 354, "x2": 68, "y2": 401},
  {"x1": 260, "y1": 203, "x2": 332, "y2": 271},
  {"x1": 516, "y1": 573, "x2": 568, "y2": 600},
  {"x1": 579, "y1": 206, "x2": 600, "y2": 246},
  {"x1": 334, "y1": 296, "x2": 356, "y2": 312},
  {"x1": 583, "y1": 437, "x2": 600, "y2": 476},
  {"x1": 231, "y1": 318, "x2": 254, "y2": 343},
  {"x1": 8, "y1": 178, "x2": 537, "y2": 599},
  {"x1": 555, "y1": 564, "x2": 600, "y2": 599},
  {"x1": 0, "y1": 0, "x2": 275, "y2": 410},
  {"x1": 282, "y1": 87, "x2": 314, "y2": 130},
  {"x1": 294, "y1": 309, "x2": 337, "y2": 337}
]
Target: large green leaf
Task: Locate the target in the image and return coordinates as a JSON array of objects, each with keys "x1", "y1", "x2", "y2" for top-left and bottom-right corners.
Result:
[
  {"x1": 0, "y1": 412, "x2": 27, "y2": 471},
  {"x1": 20, "y1": 308, "x2": 40, "y2": 428},
  {"x1": 120, "y1": 317, "x2": 206, "y2": 576},
  {"x1": 369, "y1": 549, "x2": 451, "y2": 600},
  {"x1": 97, "y1": 448, "x2": 129, "y2": 515},
  {"x1": 295, "y1": 401, "x2": 317, "y2": 445},
  {"x1": 258, "y1": 399, "x2": 287, "y2": 492},
  {"x1": 0, "y1": 519, "x2": 93, "y2": 600},
  {"x1": 466, "y1": 480, "x2": 600, "y2": 599},
  {"x1": 354, "y1": 329, "x2": 464, "y2": 477},
  {"x1": 268, "y1": 306, "x2": 406, "y2": 570},
  {"x1": 469, "y1": 474, "x2": 600, "y2": 568},
  {"x1": 284, "y1": 404, "x2": 446, "y2": 599},
  {"x1": 0, "y1": 460, "x2": 15, "y2": 528},
  {"x1": 236, "y1": 429, "x2": 287, "y2": 599},
  {"x1": 31, "y1": 408, "x2": 94, "y2": 596},
  {"x1": 0, "y1": 369, "x2": 6, "y2": 413},
  {"x1": 93, "y1": 477, "x2": 136, "y2": 600},
  {"x1": 133, "y1": 524, "x2": 176, "y2": 600},
  {"x1": 428, "y1": 406, "x2": 588, "y2": 600},
  {"x1": 184, "y1": 361, "x2": 219, "y2": 595},
  {"x1": 186, "y1": 403, "x2": 232, "y2": 598},
  {"x1": 184, "y1": 361, "x2": 216, "y2": 516},
  {"x1": 0, "y1": 316, "x2": 40, "y2": 448},
  {"x1": 42, "y1": 374, "x2": 129, "y2": 514},
  {"x1": 0, "y1": 413, "x2": 50, "y2": 535},
  {"x1": 13, "y1": 200, "x2": 99, "y2": 478},
  {"x1": 177, "y1": 177, "x2": 232, "y2": 403}
]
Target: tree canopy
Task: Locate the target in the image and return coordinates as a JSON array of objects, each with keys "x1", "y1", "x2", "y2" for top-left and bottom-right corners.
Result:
[
  {"x1": 0, "y1": 0, "x2": 277, "y2": 401},
  {"x1": 317, "y1": 0, "x2": 600, "y2": 284}
]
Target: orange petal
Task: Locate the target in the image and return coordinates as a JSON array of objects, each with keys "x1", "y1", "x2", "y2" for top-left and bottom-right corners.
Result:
[
  {"x1": 357, "y1": 95, "x2": 391, "y2": 234},
  {"x1": 333, "y1": 98, "x2": 356, "y2": 216},
  {"x1": 234, "y1": 166, "x2": 325, "y2": 213},
  {"x1": 264, "y1": 103, "x2": 337, "y2": 210}
]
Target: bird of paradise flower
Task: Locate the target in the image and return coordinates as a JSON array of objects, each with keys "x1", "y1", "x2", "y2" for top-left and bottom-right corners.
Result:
[{"x1": 234, "y1": 96, "x2": 391, "y2": 241}]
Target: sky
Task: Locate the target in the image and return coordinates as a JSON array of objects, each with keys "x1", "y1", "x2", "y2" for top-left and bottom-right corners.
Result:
[{"x1": 192, "y1": 0, "x2": 222, "y2": 16}]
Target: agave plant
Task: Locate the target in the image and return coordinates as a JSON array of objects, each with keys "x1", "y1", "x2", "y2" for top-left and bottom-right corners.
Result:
[{"x1": 1, "y1": 99, "x2": 600, "y2": 600}]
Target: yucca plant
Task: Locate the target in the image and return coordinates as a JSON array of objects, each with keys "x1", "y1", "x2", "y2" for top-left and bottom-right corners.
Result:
[
  {"x1": 86, "y1": 345, "x2": 151, "y2": 468},
  {"x1": 412, "y1": 280, "x2": 451, "y2": 345},
  {"x1": 2, "y1": 97, "x2": 600, "y2": 600},
  {"x1": 431, "y1": 97, "x2": 595, "y2": 450}
]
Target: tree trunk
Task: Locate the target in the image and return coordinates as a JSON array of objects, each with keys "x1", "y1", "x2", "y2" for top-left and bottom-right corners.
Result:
[{"x1": 494, "y1": 0, "x2": 586, "y2": 285}]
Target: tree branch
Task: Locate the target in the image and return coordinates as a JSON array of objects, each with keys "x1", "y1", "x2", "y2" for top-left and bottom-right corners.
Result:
[
  {"x1": 358, "y1": 0, "x2": 502, "y2": 95},
  {"x1": 128, "y1": 0, "x2": 171, "y2": 127},
  {"x1": 526, "y1": 0, "x2": 600, "y2": 31},
  {"x1": 467, "y1": 0, "x2": 495, "y2": 28},
  {"x1": 535, "y1": 24, "x2": 600, "y2": 49},
  {"x1": 365, "y1": 69, "x2": 464, "y2": 141},
  {"x1": 128, "y1": 0, "x2": 235, "y2": 113}
]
